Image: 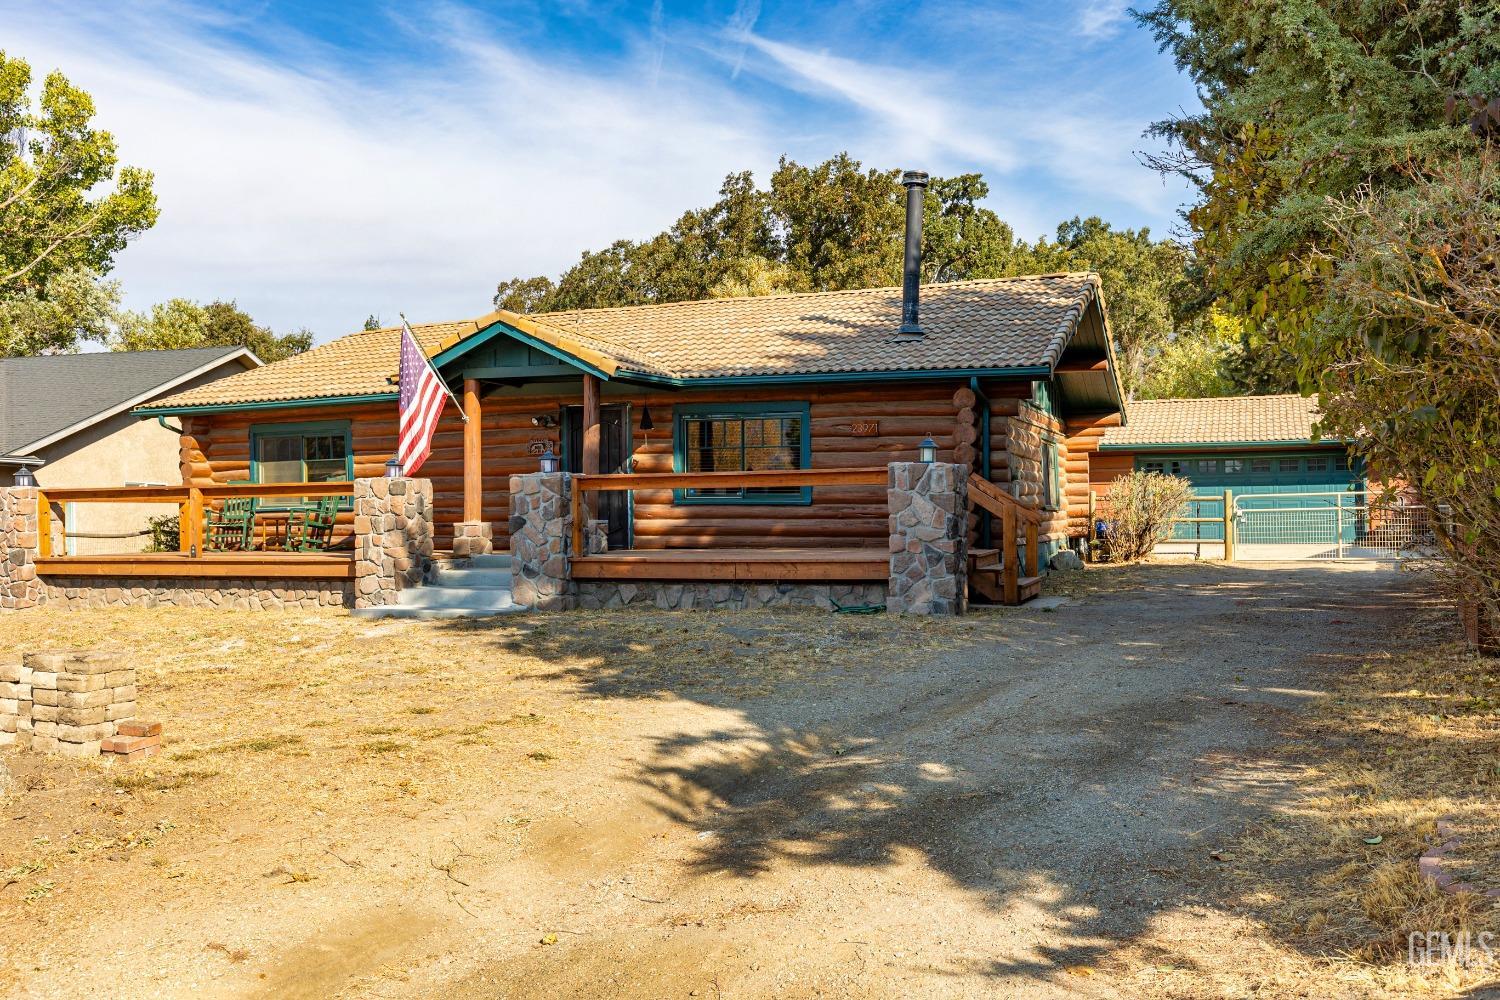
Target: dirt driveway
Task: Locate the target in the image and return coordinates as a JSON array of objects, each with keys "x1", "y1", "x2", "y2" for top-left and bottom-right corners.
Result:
[{"x1": 2, "y1": 563, "x2": 1426, "y2": 997}]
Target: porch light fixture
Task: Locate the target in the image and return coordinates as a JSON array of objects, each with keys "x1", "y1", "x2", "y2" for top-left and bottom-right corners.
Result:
[
  {"x1": 917, "y1": 436, "x2": 938, "y2": 464},
  {"x1": 639, "y1": 406, "x2": 654, "y2": 432},
  {"x1": 538, "y1": 447, "x2": 560, "y2": 474},
  {"x1": 12, "y1": 464, "x2": 36, "y2": 487},
  {"x1": 384, "y1": 457, "x2": 404, "y2": 478},
  {"x1": 530, "y1": 414, "x2": 557, "y2": 429}
]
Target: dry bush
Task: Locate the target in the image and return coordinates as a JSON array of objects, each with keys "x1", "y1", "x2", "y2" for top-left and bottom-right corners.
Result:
[{"x1": 1100, "y1": 470, "x2": 1196, "y2": 562}]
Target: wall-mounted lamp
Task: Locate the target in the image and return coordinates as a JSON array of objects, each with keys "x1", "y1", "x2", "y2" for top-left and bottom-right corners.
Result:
[
  {"x1": 538, "y1": 447, "x2": 560, "y2": 474},
  {"x1": 12, "y1": 464, "x2": 37, "y2": 487},
  {"x1": 639, "y1": 406, "x2": 654, "y2": 432},
  {"x1": 917, "y1": 436, "x2": 938, "y2": 464},
  {"x1": 384, "y1": 457, "x2": 404, "y2": 478},
  {"x1": 531, "y1": 414, "x2": 557, "y2": 429}
]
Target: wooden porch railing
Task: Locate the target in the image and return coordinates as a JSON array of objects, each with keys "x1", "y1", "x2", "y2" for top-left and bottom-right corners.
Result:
[
  {"x1": 569, "y1": 467, "x2": 889, "y2": 559},
  {"x1": 34, "y1": 482, "x2": 355, "y2": 558},
  {"x1": 967, "y1": 475, "x2": 1042, "y2": 605}
]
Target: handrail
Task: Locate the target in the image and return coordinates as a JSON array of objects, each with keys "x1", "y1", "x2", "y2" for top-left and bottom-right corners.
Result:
[
  {"x1": 569, "y1": 467, "x2": 889, "y2": 558},
  {"x1": 968, "y1": 475, "x2": 1041, "y2": 524},
  {"x1": 34, "y1": 482, "x2": 356, "y2": 559},
  {"x1": 39, "y1": 481, "x2": 356, "y2": 503},
  {"x1": 572, "y1": 468, "x2": 888, "y2": 492}
]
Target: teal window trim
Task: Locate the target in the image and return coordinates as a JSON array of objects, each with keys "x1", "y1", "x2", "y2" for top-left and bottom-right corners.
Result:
[
  {"x1": 249, "y1": 419, "x2": 355, "y2": 510},
  {"x1": 1041, "y1": 432, "x2": 1065, "y2": 511},
  {"x1": 672, "y1": 401, "x2": 812, "y2": 506}
]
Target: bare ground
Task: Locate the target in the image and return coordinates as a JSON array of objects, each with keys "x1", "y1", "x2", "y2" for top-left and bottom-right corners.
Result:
[{"x1": 2, "y1": 562, "x2": 1495, "y2": 998}]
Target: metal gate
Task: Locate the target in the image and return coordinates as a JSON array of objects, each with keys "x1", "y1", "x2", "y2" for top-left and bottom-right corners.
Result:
[{"x1": 1231, "y1": 491, "x2": 1436, "y2": 562}]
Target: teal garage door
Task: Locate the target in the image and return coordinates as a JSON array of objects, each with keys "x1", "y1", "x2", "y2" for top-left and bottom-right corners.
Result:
[{"x1": 1138, "y1": 452, "x2": 1365, "y2": 543}]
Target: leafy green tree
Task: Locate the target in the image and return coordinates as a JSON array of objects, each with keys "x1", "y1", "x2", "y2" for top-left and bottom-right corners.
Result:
[
  {"x1": 363, "y1": 314, "x2": 382, "y2": 331},
  {"x1": 114, "y1": 298, "x2": 312, "y2": 362},
  {"x1": 0, "y1": 51, "x2": 157, "y2": 294},
  {"x1": 0, "y1": 265, "x2": 120, "y2": 356}
]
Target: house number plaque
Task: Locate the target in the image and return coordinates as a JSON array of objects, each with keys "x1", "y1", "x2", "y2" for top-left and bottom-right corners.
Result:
[{"x1": 851, "y1": 420, "x2": 880, "y2": 437}]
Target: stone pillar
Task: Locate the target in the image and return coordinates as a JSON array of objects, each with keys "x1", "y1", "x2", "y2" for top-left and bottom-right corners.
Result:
[
  {"x1": 1, "y1": 486, "x2": 45, "y2": 610},
  {"x1": 353, "y1": 477, "x2": 434, "y2": 609},
  {"x1": 452, "y1": 521, "x2": 494, "y2": 558},
  {"x1": 25, "y1": 650, "x2": 134, "y2": 757},
  {"x1": 508, "y1": 471, "x2": 574, "y2": 611},
  {"x1": 887, "y1": 462, "x2": 969, "y2": 615}
]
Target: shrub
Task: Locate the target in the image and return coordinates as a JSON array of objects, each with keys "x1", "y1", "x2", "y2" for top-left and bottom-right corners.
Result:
[
  {"x1": 1101, "y1": 471, "x2": 1196, "y2": 563},
  {"x1": 145, "y1": 513, "x2": 179, "y2": 552}
]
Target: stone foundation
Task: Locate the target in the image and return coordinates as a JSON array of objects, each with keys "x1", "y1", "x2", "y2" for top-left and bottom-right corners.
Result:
[
  {"x1": 42, "y1": 578, "x2": 352, "y2": 609},
  {"x1": 578, "y1": 581, "x2": 887, "y2": 611},
  {"x1": 451, "y1": 520, "x2": 494, "y2": 558},
  {"x1": 4, "y1": 650, "x2": 136, "y2": 756}
]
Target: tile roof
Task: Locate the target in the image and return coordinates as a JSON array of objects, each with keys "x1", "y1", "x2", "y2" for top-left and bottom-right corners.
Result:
[
  {"x1": 1102, "y1": 395, "x2": 1324, "y2": 448},
  {"x1": 144, "y1": 274, "x2": 1105, "y2": 409},
  {"x1": 141, "y1": 320, "x2": 480, "y2": 410},
  {"x1": 1, "y1": 347, "x2": 253, "y2": 457}
]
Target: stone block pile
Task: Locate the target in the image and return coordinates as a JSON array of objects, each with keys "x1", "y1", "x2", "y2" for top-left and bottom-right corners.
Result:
[{"x1": 1, "y1": 650, "x2": 138, "y2": 757}]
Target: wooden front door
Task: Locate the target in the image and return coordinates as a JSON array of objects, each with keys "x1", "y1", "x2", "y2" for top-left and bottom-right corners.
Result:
[{"x1": 564, "y1": 404, "x2": 631, "y2": 549}]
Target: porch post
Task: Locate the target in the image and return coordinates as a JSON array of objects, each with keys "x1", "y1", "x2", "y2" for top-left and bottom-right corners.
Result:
[
  {"x1": 452, "y1": 377, "x2": 494, "y2": 558},
  {"x1": 581, "y1": 372, "x2": 601, "y2": 476}
]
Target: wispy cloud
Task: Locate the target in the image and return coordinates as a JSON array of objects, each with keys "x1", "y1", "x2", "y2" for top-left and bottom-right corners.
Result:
[{"x1": 1078, "y1": 0, "x2": 1131, "y2": 40}]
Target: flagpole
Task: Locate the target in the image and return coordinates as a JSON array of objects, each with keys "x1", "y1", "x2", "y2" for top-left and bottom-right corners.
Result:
[{"x1": 401, "y1": 312, "x2": 467, "y2": 423}]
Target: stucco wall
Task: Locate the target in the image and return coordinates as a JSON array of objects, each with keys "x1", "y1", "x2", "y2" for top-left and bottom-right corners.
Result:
[{"x1": 30, "y1": 359, "x2": 252, "y2": 555}]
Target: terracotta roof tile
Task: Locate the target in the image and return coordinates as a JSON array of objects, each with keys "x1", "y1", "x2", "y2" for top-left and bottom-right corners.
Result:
[
  {"x1": 1103, "y1": 395, "x2": 1324, "y2": 448},
  {"x1": 145, "y1": 274, "x2": 1103, "y2": 409}
]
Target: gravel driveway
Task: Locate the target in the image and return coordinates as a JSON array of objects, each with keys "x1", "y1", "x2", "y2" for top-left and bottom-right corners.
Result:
[{"x1": 432, "y1": 561, "x2": 1410, "y2": 999}]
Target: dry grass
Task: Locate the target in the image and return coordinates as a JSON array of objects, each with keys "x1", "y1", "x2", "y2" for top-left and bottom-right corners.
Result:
[{"x1": 1222, "y1": 598, "x2": 1500, "y2": 990}]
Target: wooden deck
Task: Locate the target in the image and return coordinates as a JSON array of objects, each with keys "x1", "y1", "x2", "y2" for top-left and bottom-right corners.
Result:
[
  {"x1": 35, "y1": 551, "x2": 356, "y2": 580},
  {"x1": 569, "y1": 547, "x2": 888, "y2": 582}
]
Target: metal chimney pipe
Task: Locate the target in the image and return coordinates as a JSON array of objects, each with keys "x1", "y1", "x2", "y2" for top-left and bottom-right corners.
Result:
[{"x1": 898, "y1": 170, "x2": 929, "y2": 336}]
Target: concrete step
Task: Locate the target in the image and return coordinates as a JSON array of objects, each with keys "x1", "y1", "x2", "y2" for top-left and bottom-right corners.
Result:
[
  {"x1": 351, "y1": 604, "x2": 524, "y2": 620},
  {"x1": 464, "y1": 554, "x2": 513, "y2": 569},
  {"x1": 398, "y1": 586, "x2": 516, "y2": 611},
  {"x1": 430, "y1": 566, "x2": 513, "y2": 588}
]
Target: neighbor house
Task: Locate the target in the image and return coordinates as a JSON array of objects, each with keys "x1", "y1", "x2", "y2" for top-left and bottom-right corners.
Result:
[
  {"x1": 136, "y1": 273, "x2": 1126, "y2": 584},
  {"x1": 1, "y1": 348, "x2": 261, "y2": 554}
]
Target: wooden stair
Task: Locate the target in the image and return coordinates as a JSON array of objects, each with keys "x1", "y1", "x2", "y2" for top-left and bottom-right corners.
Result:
[{"x1": 967, "y1": 548, "x2": 1043, "y2": 605}]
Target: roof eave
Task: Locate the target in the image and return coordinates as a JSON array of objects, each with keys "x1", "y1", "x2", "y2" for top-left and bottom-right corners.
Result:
[
  {"x1": 136, "y1": 391, "x2": 400, "y2": 417},
  {"x1": 1097, "y1": 437, "x2": 1344, "y2": 452}
]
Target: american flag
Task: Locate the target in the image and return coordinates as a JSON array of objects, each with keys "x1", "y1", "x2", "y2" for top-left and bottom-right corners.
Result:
[{"x1": 397, "y1": 320, "x2": 451, "y2": 475}]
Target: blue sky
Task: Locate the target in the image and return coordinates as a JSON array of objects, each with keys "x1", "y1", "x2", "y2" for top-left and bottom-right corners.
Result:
[{"x1": 3, "y1": 0, "x2": 1199, "y2": 342}]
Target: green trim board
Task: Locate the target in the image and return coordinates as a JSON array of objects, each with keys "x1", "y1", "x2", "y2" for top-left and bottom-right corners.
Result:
[
  {"x1": 1099, "y1": 438, "x2": 1348, "y2": 452},
  {"x1": 249, "y1": 419, "x2": 355, "y2": 511},
  {"x1": 429, "y1": 320, "x2": 613, "y2": 382},
  {"x1": 672, "y1": 401, "x2": 813, "y2": 505},
  {"x1": 137, "y1": 392, "x2": 398, "y2": 416}
]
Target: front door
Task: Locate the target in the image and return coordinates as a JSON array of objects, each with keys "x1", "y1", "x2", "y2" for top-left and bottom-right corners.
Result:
[{"x1": 564, "y1": 404, "x2": 631, "y2": 549}]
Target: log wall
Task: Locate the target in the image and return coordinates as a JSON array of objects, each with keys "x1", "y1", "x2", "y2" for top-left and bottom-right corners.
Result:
[
  {"x1": 1064, "y1": 411, "x2": 1124, "y2": 536},
  {"x1": 182, "y1": 381, "x2": 1044, "y2": 551}
]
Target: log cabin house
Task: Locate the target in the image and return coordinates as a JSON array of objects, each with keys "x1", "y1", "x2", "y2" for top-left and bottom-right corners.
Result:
[{"x1": 135, "y1": 271, "x2": 1127, "y2": 585}]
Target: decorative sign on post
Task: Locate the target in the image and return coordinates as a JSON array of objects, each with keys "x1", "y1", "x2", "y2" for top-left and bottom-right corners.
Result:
[
  {"x1": 527, "y1": 438, "x2": 556, "y2": 457},
  {"x1": 852, "y1": 420, "x2": 880, "y2": 437}
]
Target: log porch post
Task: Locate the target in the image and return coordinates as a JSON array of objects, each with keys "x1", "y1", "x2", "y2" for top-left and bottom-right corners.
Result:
[
  {"x1": 452, "y1": 377, "x2": 494, "y2": 558},
  {"x1": 581, "y1": 372, "x2": 601, "y2": 476}
]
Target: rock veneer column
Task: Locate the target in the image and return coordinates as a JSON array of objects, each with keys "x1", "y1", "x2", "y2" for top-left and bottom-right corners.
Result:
[
  {"x1": 508, "y1": 471, "x2": 574, "y2": 611},
  {"x1": 1, "y1": 486, "x2": 45, "y2": 610},
  {"x1": 353, "y1": 477, "x2": 434, "y2": 610},
  {"x1": 25, "y1": 650, "x2": 135, "y2": 757},
  {"x1": 452, "y1": 521, "x2": 494, "y2": 558},
  {"x1": 887, "y1": 462, "x2": 969, "y2": 615}
]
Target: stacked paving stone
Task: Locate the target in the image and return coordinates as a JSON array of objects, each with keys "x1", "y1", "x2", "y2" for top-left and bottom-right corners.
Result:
[
  {"x1": 24, "y1": 650, "x2": 135, "y2": 757},
  {"x1": 0, "y1": 653, "x2": 30, "y2": 746},
  {"x1": 1, "y1": 486, "x2": 44, "y2": 610},
  {"x1": 353, "y1": 477, "x2": 435, "y2": 609},
  {"x1": 102, "y1": 720, "x2": 162, "y2": 761},
  {"x1": 508, "y1": 471, "x2": 574, "y2": 611},
  {"x1": 887, "y1": 462, "x2": 969, "y2": 615}
]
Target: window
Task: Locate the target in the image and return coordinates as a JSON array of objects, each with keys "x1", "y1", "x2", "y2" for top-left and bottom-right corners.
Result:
[
  {"x1": 1142, "y1": 461, "x2": 1165, "y2": 473},
  {"x1": 1196, "y1": 459, "x2": 1220, "y2": 475},
  {"x1": 1041, "y1": 438, "x2": 1063, "y2": 509},
  {"x1": 1305, "y1": 456, "x2": 1329, "y2": 473},
  {"x1": 1333, "y1": 455, "x2": 1350, "y2": 472},
  {"x1": 1251, "y1": 458, "x2": 1272, "y2": 474},
  {"x1": 1278, "y1": 458, "x2": 1301, "y2": 473},
  {"x1": 1223, "y1": 459, "x2": 1245, "y2": 474},
  {"x1": 674, "y1": 404, "x2": 810, "y2": 504},
  {"x1": 250, "y1": 421, "x2": 353, "y2": 506}
]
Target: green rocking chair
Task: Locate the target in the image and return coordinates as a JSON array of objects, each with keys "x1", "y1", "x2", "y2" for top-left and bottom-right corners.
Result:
[
  {"x1": 203, "y1": 482, "x2": 256, "y2": 551},
  {"x1": 285, "y1": 495, "x2": 339, "y2": 552}
]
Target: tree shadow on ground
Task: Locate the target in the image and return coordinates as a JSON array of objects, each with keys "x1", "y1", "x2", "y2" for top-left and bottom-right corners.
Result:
[{"x1": 436, "y1": 563, "x2": 1465, "y2": 991}]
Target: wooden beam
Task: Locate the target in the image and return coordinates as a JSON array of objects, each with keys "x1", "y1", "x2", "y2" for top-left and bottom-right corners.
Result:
[
  {"x1": 463, "y1": 378, "x2": 483, "y2": 522},
  {"x1": 569, "y1": 547, "x2": 887, "y2": 582},
  {"x1": 581, "y1": 372, "x2": 601, "y2": 475},
  {"x1": 35, "y1": 552, "x2": 355, "y2": 579}
]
